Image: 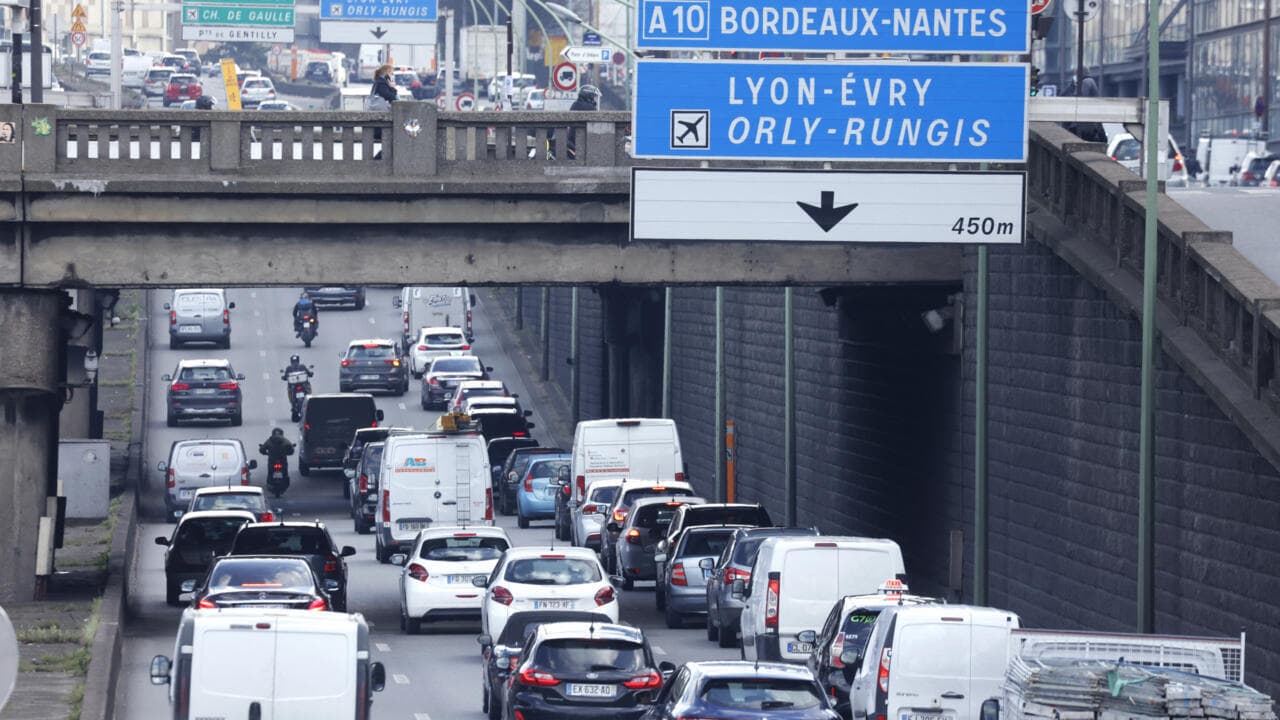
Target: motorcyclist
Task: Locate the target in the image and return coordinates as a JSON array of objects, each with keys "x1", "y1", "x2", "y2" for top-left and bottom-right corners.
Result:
[
  {"x1": 259, "y1": 428, "x2": 295, "y2": 466},
  {"x1": 281, "y1": 354, "x2": 312, "y2": 380},
  {"x1": 292, "y1": 291, "x2": 318, "y2": 336},
  {"x1": 566, "y1": 84, "x2": 600, "y2": 160}
]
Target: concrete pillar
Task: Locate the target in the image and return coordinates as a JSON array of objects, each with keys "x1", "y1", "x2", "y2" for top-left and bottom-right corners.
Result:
[{"x1": 0, "y1": 290, "x2": 62, "y2": 603}]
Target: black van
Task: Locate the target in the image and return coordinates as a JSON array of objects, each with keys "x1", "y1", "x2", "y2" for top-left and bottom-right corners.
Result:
[{"x1": 297, "y1": 393, "x2": 383, "y2": 476}]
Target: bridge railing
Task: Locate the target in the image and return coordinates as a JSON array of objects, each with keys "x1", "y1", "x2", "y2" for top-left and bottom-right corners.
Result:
[{"x1": 1028, "y1": 121, "x2": 1280, "y2": 416}]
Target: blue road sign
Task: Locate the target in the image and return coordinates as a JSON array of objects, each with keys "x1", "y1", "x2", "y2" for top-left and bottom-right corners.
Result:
[
  {"x1": 583, "y1": 31, "x2": 602, "y2": 45},
  {"x1": 635, "y1": 0, "x2": 1029, "y2": 54},
  {"x1": 321, "y1": 0, "x2": 436, "y2": 21},
  {"x1": 632, "y1": 60, "x2": 1028, "y2": 163}
]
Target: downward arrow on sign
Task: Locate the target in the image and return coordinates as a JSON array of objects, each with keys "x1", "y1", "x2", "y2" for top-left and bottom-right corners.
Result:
[
  {"x1": 796, "y1": 191, "x2": 858, "y2": 232},
  {"x1": 370, "y1": 26, "x2": 387, "y2": 38}
]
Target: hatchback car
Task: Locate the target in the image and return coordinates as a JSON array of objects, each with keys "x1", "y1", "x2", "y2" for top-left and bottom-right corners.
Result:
[
  {"x1": 164, "y1": 73, "x2": 201, "y2": 106},
  {"x1": 657, "y1": 525, "x2": 741, "y2": 628},
  {"x1": 303, "y1": 286, "x2": 366, "y2": 310},
  {"x1": 227, "y1": 521, "x2": 356, "y2": 611},
  {"x1": 239, "y1": 76, "x2": 277, "y2": 107},
  {"x1": 497, "y1": 445, "x2": 566, "y2": 516},
  {"x1": 608, "y1": 496, "x2": 705, "y2": 587},
  {"x1": 601, "y1": 481, "x2": 698, "y2": 555},
  {"x1": 515, "y1": 455, "x2": 571, "y2": 529},
  {"x1": 505, "y1": 622, "x2": 673, "y2": 720},
  {"x1": 641, "y1": 661, "x2": 839, "y2": 720},
  {"x1": 165, "y1": 288, "x2": 234, "y2": 349},
  {"x1": 478, "y1": 546, "x2": 620, "y2": 644},
  {"x1": 393, "y1": 526, "x2": 512, "y2": 633},
  {"x1": 143, "y1": 67, "x2": 174, "y2": 96},
  {"x1": 191, "y1": 555, "x2": 332, "y2": 611},
  {"x1": 409, "y1": 326, "x2": 470, "y2": 376},
  {"x1": 488, "y1": 436, "x2": 539, "y2": 504},
  {"x1": 447, "y1": 379, "x2": 510, "y2": 414},
  {"x1": 339, "y1": 339, "x2": 409, "y2": 395},
  {"x1": 658, "y1": 503, "x2": 774, "y2": 557},
  {"x1": 159, "y1": 438, "x2": 255, "y2": 520},
  {"x1": 256, "y1": 100, "x2": 295, "y2": 111},
  {"x1": 704, "y1": 527, "x2": 820, "y2": 647},
  {"x1": 163, "y1": 359, "x2": 244, "y2": 427},
  {"x1": 421, "y1": 355, "x2": 492, "y2": 409},
  {"x1": 187, "y1": 486, "x2": 273, "y2": 521},
  {"x1": 571, "y1": 478, "x2": 623, "y2": 550},
  {"x1": 85, "y1": 51, "x2": 111, "y2": 76},
  {"x1": 155, "y1": 510, "x2": 256, "y2": 605},
  {"x1": 479, "y1": 611, "x2": 613, "y2": 720}
]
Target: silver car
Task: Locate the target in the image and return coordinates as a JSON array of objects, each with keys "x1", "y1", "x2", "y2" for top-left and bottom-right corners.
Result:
[
  {"x1": 165, "y1": 289, "x2": 234, "y2": 349},
  {"x1": 607, "y1": 495, "x2": 704, "y2": 589},
  {"x1": 239, "y1": 77, "x2": 277, "y2": 107},
  {"x1": 656, "y1": 525, "x2": 741, "y2": 628},
  {"x1": 158, "y1": 439, "x2": 256, "y2": 521},
  {"x1": 703, "y1": 526, "x2": 820, "y2": 648},
  {"x1": 570, "y1": 479, "x2": 622, "y2": 550}
]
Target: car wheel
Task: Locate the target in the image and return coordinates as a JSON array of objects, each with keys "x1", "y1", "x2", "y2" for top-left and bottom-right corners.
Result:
[
  {"x1": 168, "y1": 337, "x2": 179, "y2": 350},
  {"x1": 230, "y1": 413, "x2": 242, "y2": 427},
  {"x1": 622, "y1": 576, "x2": 634, "y2": 591},
  {"x1": 707, "y1": 612, "x2": 719, "y2": 642},
  {"x1": 664, "y1": 602, "x2": 683, "y2": 629},
  {"x1": 221, "y1": 337, "x2": 231, "y2": 350},
  {"x1": 403, "y1": 609, "x2": 420, "y2": 634},
  {"x1": 718, "y1": 618, "x2": 738, "y2": 648},
  {"x1": 166, "y1": 413, "x2": 177, "y2": 428},
  {"x1": 299, "y1": 461, "x2": 311, "y2": 477},
  {"x1": 166, "y1": 579, "x2": 181, "y2": 607},
  {"x1": 334, "y1": 593, "x2": 348, "y2": 613},
  {"x1": 517, "y1": 510, "x2": 529, "y2": 529},
  {"x1": 655, "y1": 587, "x2": 666, "y2": 611},
  {"x1": 303, "y1": 336, "x2": 312, "y2": 348},
  {"x1": 486, "y1": 688, "x2": 501, "y2": 720},
  {"x1": 376, "y1": 541, "x2": 389, "y2": 564},
  {"x1": 357, "y1": 517, "x2": 372, "y2": 535},
  {"x1": 343, "y1": 481, "x2": 350, "y2": 499},
  {"x1": 355, "y1": 296, "x2": 366, "y2": 310}
]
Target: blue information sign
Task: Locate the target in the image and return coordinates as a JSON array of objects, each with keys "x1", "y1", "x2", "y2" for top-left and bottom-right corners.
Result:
[
  {"x1": 636, "y1": 0, "x2": 1029, "y2": 54},
  {"x1": 583, "y1": 31, "x2": 602, "y2": 45},
  {"x1": 632, "y1": 60, "x2": 1028, "y2": 163},
  {"x1": 320, "y1": 0, "x2": 436, "y2": 21}
]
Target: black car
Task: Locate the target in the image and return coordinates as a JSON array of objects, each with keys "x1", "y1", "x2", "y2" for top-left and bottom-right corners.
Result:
[
  {"x1": 641, "y1": 661, "x2": 839, "y2": 720},
  {"x1": 341, "y1": 426, "x2": 412, "y2": 498},
  {"x1": 470, "y1": 407, "x2": 535, "y2": 442},
  {"x1": 227, "y1": 521, "x2": 356, "y2": 611},
  {"x1": 478, "y1": 610, "x2": 613, "y2": 720},
  {"x1": 497, "y1": 445, "x2": 567, "y2": 516},
  {"x1": 350, "y1": 441, "x2": 385, "y2": 535},
  {"x1": 339, "y1": 339, "x2": 409, "y2": 395},
  {"x1": 191, "y1": 555, "x2": 333, "y2": 611},
  {"x1": 420, "y1": 355, "x2": 492, "y2": 409},
  {"x1": 304, "y1": 286, "x2": 366, "y2": 309},
  {"x1": 163, "y1": 358, "x2": 245, "y2": 427},
  {"x1": 504, "y1": 622, "x2": 675, "y2": 720},
  {"x1": 297, "y1": 393, "x2": 383, "y2": 476},
  {"x1": 487, "y1": 436, "x2": 540, "y2": 501},
  {"x1": 155, "y1": 510, "x2": 256, "y2": 606}
]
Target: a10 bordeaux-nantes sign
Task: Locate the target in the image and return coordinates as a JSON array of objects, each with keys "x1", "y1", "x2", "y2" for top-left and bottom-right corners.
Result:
[{"x1": 636, "y1": 0, "x2": 1030, "y2": 54}]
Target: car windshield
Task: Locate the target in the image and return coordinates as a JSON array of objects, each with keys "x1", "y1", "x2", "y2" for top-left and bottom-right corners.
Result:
[
  {"x1": 171, "y1": 75, "x2": 195, "y2": 83},
  {"x1": 394, "y1": 72, "x2": 416, "y2": 85},
  {"x1": 731, "y1": 530, "x2": 817, "y2": 565},
  {"x1": 349, "y1": 344, "x2": 395, "y2": 359},
  {"x1": 232, "y1": 527, "x2": 331, "y2": 555},
  {"x1": 147, "y1": 70, "x2": 172, "y2": 80},
  {"x1": 504, "y1": 557, "x2": 601, "y2": 585},
  {"x1": 432, "y1": 358, "x2": 481, "y2": 373},
  {"x1": 174, "y1": 442, "x2": 240, "y2": 471},
  {"x1": 1112, "y1": 138, "x2": 1140, "y2": 161},
  {"x1": 589, "y1": 485, "x2": 619, "y2": 504},
  {"x1": 679, "y1": 530, "x2": 734, "y2": 557},
  {"x1": 527, "y1": 459, "x2": 570, "y2": 478},
  {"x1": 175, "y1": 516, "x2": 248, "y2": 552},
  {"x1": 244, "y1": 79, "x2": 271, "y2": 89},
  {"x1": 699, "y1": 679, "x2": 823, "y2": 710},
  {"x1": 1247, "y1": 157, "x2": 1274, "y2": 173},
  {"x1": 533, "y1": 639, "x2": 647, "y2": 673},
  {"x1": 177, "y1": 366, "x2": 232, "y2": 382},
  {"x1": 208, "y1": 558, "x2": 313, "y2": 590},
  {"x1": 685, "y1": 506, "x2": 771, "y2": 527},
  {"x1": 632, "y1": 504, "x2": 681, "y2": 529},
  {"x1": 305, "y1": 397, "x2": 376, "y2": 427},
  {"x1": 424, "y1": 332, "x2": 465, "y2": 345},
  {"x1": 460, "y1": 388, "x2": 503, "y2": 403},
  {"x1": 191, "y1": 493, "x2": 265, "y2": 514},
  {"x1": 419, "y1": 535, "x2": 509, "y2": 561}
]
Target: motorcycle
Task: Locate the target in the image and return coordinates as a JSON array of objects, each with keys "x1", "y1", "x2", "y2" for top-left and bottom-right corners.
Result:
[
  {"x1": 266, "y1": 460, "x2": 290, "y2": 498},
  {"x1": 282, "y1": 367, "x2": 313, "y2": 422},
  {"x1": 297, "y1": 314, "x2": 318, "y2": 348}
]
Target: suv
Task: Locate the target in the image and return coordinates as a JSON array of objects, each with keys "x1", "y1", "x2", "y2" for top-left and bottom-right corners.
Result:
[
  {"x1": 155, "y1": 510, "x2": 256, "y2": 605},
  {"x1": 339, "y1": 339, "x2": 409, "y2": 395},
  {"x1": 303, "y1": 286, "x2": 366, "y2": 310},
  {"x1": 227, "y1": 521, "x2": 356, "y2": 611},
  {"x1": 165, "y1": 288, "x2": 233, "y2": 349},
  {"x1": 297, "y1": 393, "x2": 383, "y2": 476},
  {"x1": 420, "y1": 355, "x2": 492, "y2": 410},
  {"x1": 163, "y1": 359, "x2": 245, "y2": 427},
  {"x1": 657, "y1": 503, "x2": 774, "y2": 556},
  {"x1": 164, "y1": 73, "x2": 202, "y2": 106},
  {"x1": 349, "y1": 441, "x2": 384, "y2": 534},
  {"x1": 144, "y1": 67, "x2": 175, "y2": 96},
  {"x1": 409, "y1": 326, "x2": 470, "y2": 377}
]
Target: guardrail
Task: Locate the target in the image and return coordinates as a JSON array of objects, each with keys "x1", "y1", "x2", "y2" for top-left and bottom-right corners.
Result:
[{"x1": 1027, "y1": 121, "x2": 1280, "y2": 419}]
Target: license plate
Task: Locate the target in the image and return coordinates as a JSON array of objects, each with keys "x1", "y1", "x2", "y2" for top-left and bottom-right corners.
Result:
[
  {"x1": 903, "y1": 714, "x2": 948, "y2": 720},
  {"x1": 294, "y1": 392, "x2": 306, "y2": 399},
  {"x1": 532, "y1": 599, "x2": 574, "y2": 610},
  {"x1": 447, "y1": 574, "x2": 480, "y2": 584},
  {"x1": 179, "y1": 325, "x2": 201, "y2": 334},
  {"x1": 786, "y1": 641, "x2": 814, "y2": 654},
  {"x1": 192, "y1": 388, "x2": 216, "y2": 395},
  {"x1": 359, "y1": 374, "x2": 379, "y2": 380},
  {"x1": 568, "y1": 683, "x2": 616, "y2": 698},
  {"x1": 271, "y1": 471, "x2": 284, "y2": 480},
  {"x1": 177, "y1": 489, "x2": 194, "y2": 499},
  {"x1": 399, "y1": 521, "x2": 428, "y2": 532}
]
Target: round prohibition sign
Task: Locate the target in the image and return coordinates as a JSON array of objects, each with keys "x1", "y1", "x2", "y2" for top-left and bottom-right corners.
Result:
[
  {"x1": 1031, "y1": 0, "x2": 1053, "y2": 14},
  {"x1": 435, "y1": 94, "x2": 449, "y2": 110},
  {"x1": 71, "y1": 30, "x2": 88, "y2": 47},
  {"x1": 552, "y1": 61, "x2": 578, "y2": 92},
  {"x1": 455, "y1": 93, "x2": 476, "y2": 111}
]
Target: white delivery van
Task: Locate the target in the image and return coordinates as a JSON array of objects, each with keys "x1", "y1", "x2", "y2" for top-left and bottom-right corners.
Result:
[
  {"x1": 736, "y1": 536, "x2": 905, "y2": 663},
  {"x1": 396, "y1": 286, "x2": 475, "y2": 349},
  {"x1": 848, "y1": 604, "x2": 1020, "y2": 720},
  {"x1": 1196, "y1": 131, "x2": 1268, "y2": 186},
  {"x1": 150, "y1": 608, "x2": 386, "y2": 720},
  {"x1": 374, "y1": 429, "x2": 492, "y2": 563},
  {"x1": 569, "y1": 418, "x2": 686, "y2": 507}
]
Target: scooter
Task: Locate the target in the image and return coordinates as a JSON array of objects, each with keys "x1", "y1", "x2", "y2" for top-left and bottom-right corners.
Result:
[
  {"x1": 282, "y1": 367, "x2": 313, "y2": 422},
  {"x1": 266, "y1": 460, "x2": 290, "y2": 498},
  {"x1": 297, "y1": 314, "x2": 318, "y2": 348}
]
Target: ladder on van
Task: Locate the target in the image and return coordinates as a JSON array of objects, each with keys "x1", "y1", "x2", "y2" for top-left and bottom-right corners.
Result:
[{"x1": 454, "y1": 444, "x2": 472, "y2": 525}]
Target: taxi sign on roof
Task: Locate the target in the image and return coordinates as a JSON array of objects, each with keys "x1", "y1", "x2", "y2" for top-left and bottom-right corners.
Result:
[{"x1": 635, "y1": 0, "x2": 1030, "y2": 54}]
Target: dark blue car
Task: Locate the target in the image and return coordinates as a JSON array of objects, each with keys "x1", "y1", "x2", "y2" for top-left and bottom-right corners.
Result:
[{"x1": 641, "y1": 661, "x2": 840, "y2": 720}]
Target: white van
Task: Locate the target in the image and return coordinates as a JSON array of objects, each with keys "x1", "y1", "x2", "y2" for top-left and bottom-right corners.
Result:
[
  {"x1": 569, "y1": 418, "x2": 686, "y2": 508},
  {"x1": 848, "y1": 604, "x2": 1020, "y2": 720},
  {"x1": 374, "y1": 430, "x2": 492, "y2": 563},
  {"x1": 396, "y1": 286, "x2": 475, "y2": 349},
  {"x1": 736, "y1": 536, "x2": 905, "y2": 663},
  {"x1": 150, "y1": 608, "x2": 386, "y2": 719},
  {"x1": 1196, "y1": 131, "x2": 1269, "y2": 187}
]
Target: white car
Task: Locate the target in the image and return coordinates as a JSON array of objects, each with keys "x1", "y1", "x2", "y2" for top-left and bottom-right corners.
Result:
[
  {"x1": 446, "y1": 379, "x2": 508, "y2": 414},
  {"x1": 393, "y1": 526, "x2": 511, "y2": 634},
  {"x1": 409, "y1": 326, "x2": 470, "y2": 377},
  {"x1": 523, "y1": 88, "x2": 546, "y2": 110},
  {"x1": 85, "y1": 51, "x2": 112, "y2": 76},
  {"x1": 239, "y1": 77, "x2": 277, "y2": 107},
  {"x1": 571, "y1": 478, "x2": 623, "y2": 550},
  {"x1": 478, "y1": 546, "x2": 620, "y2": 643},
  {"x1": 462, "y1": 396, "x2": 520, "y2": 415}
]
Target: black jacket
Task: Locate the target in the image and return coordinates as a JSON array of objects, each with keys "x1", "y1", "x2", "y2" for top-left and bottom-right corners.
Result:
[
  {"x1": 371, "y1": 75, "x2": 398, "y2": 105},
  {"x1": 259, "y1": 435, "x2": 295, "y2": 460}
]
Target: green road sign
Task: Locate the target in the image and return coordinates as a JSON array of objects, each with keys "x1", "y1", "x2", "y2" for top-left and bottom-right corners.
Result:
[{"x1": 183, "y1": 3, "x2": 294, "y2": 24}]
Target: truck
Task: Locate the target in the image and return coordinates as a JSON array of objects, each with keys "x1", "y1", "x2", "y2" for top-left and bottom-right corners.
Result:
[
  {"x1": 458, "y1": 25, "x2": 506, "y2": 92},
  {"x1": 387, "y1": 44, "x2": 436, "y2": 76},
  {"x1": 150, "y1": 608, "x2": 387, "y2": 720}
]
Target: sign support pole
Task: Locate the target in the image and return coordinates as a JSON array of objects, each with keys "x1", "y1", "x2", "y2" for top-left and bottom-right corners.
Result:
[
  {"x1": 784, "y1": 286, "x2": 796, "y2": 527},
  {"x1": 110, "y1": 0, "x2": 121, "y2": 108},
  {"x1": 570, "y1": 287, "x2": 580, "y2": 426},
  {"x1": 661, "y1": 287, "x2": 672, "y2": 419},
  {"x1": 1137, "y1": 0, "x2": 1161, "y2": 636},
  {"x1": 714, "y1": 286, "x2": 725, "y2": 503},
  {"x1": 29, "y1": 0, "x2": 41, "y2": 103},
  {"x1": 974, "y1": 242, "x2": 989, "y2": 606}
]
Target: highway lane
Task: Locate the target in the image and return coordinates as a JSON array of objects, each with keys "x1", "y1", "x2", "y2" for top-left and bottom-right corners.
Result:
[
  {"x1": 1169, "y1": 186, "x2": 1280, "y2": 284},
  {"x1": 115, "y1": 286, "x2": 738, "y2": 720}
]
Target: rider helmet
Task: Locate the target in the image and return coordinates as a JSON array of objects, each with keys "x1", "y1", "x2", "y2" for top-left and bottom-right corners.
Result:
[
  {"x1": 290, "y1": 354, "x2": 300, "y2": 365},
  {"x1": 578, "y1": 84, "x2": 600, "y2": 105},
  {"x1": 271, "y1": 427, "x2": 285, "y2": 437}
]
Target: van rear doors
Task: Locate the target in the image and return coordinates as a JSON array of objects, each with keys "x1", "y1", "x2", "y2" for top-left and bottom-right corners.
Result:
[{"x1": 571, "y1": 419, "x2": 684, "y2": 504}]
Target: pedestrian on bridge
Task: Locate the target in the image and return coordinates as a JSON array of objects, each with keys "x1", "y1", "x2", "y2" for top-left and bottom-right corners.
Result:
[{"x1": 369, "y1": 64, "x2": 397, "y2": 158}]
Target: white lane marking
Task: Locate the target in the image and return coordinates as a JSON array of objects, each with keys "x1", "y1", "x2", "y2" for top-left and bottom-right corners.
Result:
[
  {"x1": 262, "y1": 372, "x2": 271, "y2": 380},
  {"x1": 652, "y1": 645, "x2": 667, "y2": 656},
  {"x1": 392, "y1": 674, "x2": 410, "y2": 685},
  {"x1": 398, "y1": 403, "x2": 406, "y2": 411},
  {"x1": 375, "y1": 642, "x2": 391, "y2": 652},
  {"x1": 259, "y1": 350, "x2": 267, "y2": 358},
  {"x1": 265, "y1": 396, "x2": 274, "y2": 404},
  {"x1": 256, "y1": 329, "x2": 264, "y2": 336},
  {"x1": 250, "y1": 291, "x2": 258, "y2": 298},
  {"x1": 413, "y1": 714, "x2": 431, "y2": 720},
  {"x1": 368, "y1": 316, "x2": 377, "y2": 324},
  {"x1": 253, "y1": 310, "x2": 261, "y2": 317}
]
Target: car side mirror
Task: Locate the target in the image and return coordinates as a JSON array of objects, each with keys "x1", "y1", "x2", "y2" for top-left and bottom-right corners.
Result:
[
  {"x1": 341, "y1": 545, "x2": 357, "y2": 557},
  {"x1": 157, "y1": 461, "x2": 167, "y2": 471},
  {"x1": 370, "y1": 662, "x2": 387, "y2": 692},
  {"x1": 523, "y1": 410, "x2": 533, "y2": 417},
  {"x1": 730, "y1": 579, "x2": 747, "y2": 599},
  {"x1": 981, "y1": 699, "x2": 1000, "y2": 720},
  {"x1": 389, "y1": 553, "x2": 407, "y2": 566},
  {"x1": 162, "y1": 303, "x2": 171, "y2": 310},
  {"x1": 228, "y1": 301, "x2": 236, "y2": 309},
  {"x1": 477, "y1": 634, "x2": 493, "y2": 649},
  {"x1": 154, "y1": 536, "x2": 170, "y2": 546},
  {"x1": 796, "y1": 630, "x2": 817, "y2": 644},
  {"x1": 376, "y1": 409, "x2": 385, "y2": 421},
  {"x1": 248, "y1": 459, "x2": 258, "y2": 470},
  {"x1": 609, "y1": 575, "x2": 624, "y2": 589},
  {"x1": 180, "y1": 579, "x2": 197, "y2": 593},
  {"x1": 236, "y1": 373, "x2": 245, "y2": 381},
  {"x1": 150, "y1": 655, "x2": 172, "y2": 685},
  {"x1": 393, "y1": 296, "x2": 403, "y2": 308},
  {"x1": 324, "y1": 579, "x2": 340, "y2": 593},
  {"x1": 473, "y1": 576, "x2": 490, "y2": 588},
  {"x1": 484, "y1": 366, "x2": 494, "y2": 372},
  {"x1": 161, "y1": 374, "x2": 172, "y2": 382},
  {"x1": 658, "y1": 660, "x2": 677, "y2": 681},
  {"x1": 511, "y1": 393, "x2": 519, "y2": 399},
  {"x1": 698, "y1": 558, "x2": 714, "y2": 570},
  {"x1": 653, "y1": 553, "x2": 667, "y2": 564}
]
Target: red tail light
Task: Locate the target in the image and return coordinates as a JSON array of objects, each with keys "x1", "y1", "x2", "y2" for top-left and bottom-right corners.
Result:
[
  {"x1": 240, "y1": 466, "x2": 249, "y2": 486},
  {"x1": 428, "y1": 377, "x2": 439, "y2": 385},
  {"x1": 382, "y1": 490, "x2": 390, "y2": 522},
  {"x1": 576, "y1": 475, "x2": 585, "y2": 498},
  {"x1": 386, "y1": 359, "x2": 401, "y2": 367},
  {"x1": 764, "y1": 575, "x2": 780, "y2": 629},
  {"x1": 523, "y1": 473, "x2": 534, "y2": 492},
  {"x1": 562, "y1": 484, "x2": 570, "y2": 496},
  {"x1": 324, "y1": 554, "x2": 338, "y2": 572},
  {"x1": 261, "y1": 512, "x2": 274, "y2": 522},
  {"x1": 491, "y1": 585, "x2": 513, "y2": 605},
  {"x1": 594, "y1": 586, "x2": 616, "y2": 606},
  {"x1": 359, "y1": 474, "x2": 368, "y2": 493},
  {"x1": 461, "y1": 344, "x2": 470, "y2": 350},
  {"x1": 341, "y1": 360, "x2": 352, "y2": 367},
  {"x1": 671, "y1": 562, "x2": 687, "y2": 586},
  {"x1": 484, "y1": 488, "x2": 493, "y2": 521},
  {"x1": 218, "y1": 382, "x2": 238, "y2": 390},
  {"x1": 417, "y1": 345, "x2": 427, "y2": 351},
  {"x1": 1172, "y1": 155, "x2": 1184, "y2": 172},
  {"x1": 877, "y1": 647, "x2": 892, "y2": 693},
  {"x1": 304, "y1": 423, "x2": 310, "y2": 431},
  {"x1": 408, "y1": 563, "x2": 429, "y2": 582},
  {"x1": 222, "y1": 309, "x2": 229, "y2": 324},
  {"x1": 612, "y1": 509, "x2": 628, "y2": 524},
  {"x1": 625, "y1": 528, "x2": 642, "y2": 544},
  {"x1": 622, "y1": 672, "x2": 661, "y2": 689},
  {"x1": 582, "y1": 504, "x2": 597, "y2": 514},
  {"x1": 675, "y1": 471, "x2": 684, "y2": 481},
  {"x1": 511, "y1": 431, "x2": 527, "y2": 437},
  {"x1": 723, "y1": 567, "x2": 750, "y2": 584},
  {"x1": 167, "y1": 468, "x2": 175, "y2": 488},
  {"x1": 196, "y1": 598, "x2": 216, "y2": 609},
  {"x1": 517, "y1": 667, "x2": 558, "y2": 686},
  {"x1": 169, "y1": 310, "x2": 176, "y2": 325},
  {"x1": 273, "y1": 463, "x2": 283, "y2": 470},
  {"x1": 170, "y1": 382, "x2": 190, "y2": 391},
  {"x1": 307, "y1": 597, "x2": 327, "y2": 611}
]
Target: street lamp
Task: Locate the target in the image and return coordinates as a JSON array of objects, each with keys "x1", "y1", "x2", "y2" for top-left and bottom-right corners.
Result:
[{"x1": 542, "y1": 0, "x2": 637, "y2": 108}]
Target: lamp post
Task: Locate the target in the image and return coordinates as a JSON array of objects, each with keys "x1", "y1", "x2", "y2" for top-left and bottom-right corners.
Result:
[{"x1": 543, "y1": 0, "x2": 637, "y2": 108}]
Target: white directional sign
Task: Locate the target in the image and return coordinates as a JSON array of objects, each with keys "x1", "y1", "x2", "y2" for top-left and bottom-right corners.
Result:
[
  {"x1": 630, "y1": 168, "x2": 1025, "y2": 244},
  {"x1": 320, "y1": 20, "x2": 435, "y2": 43},
  {"x1": 561, "y1": 45, "x2": 615, "y2": 64},
  {"x1": 182, "y1": 25, "x2": 293, "y2": 40}
]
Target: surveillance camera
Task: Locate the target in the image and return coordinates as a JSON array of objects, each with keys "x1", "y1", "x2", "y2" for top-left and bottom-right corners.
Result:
[
  {"x1": 921, "y1": 309, "x2": 948, "y2": 334},
  {"x1": 84, "y1": 349, "x2": 100, "y2": 384}
]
